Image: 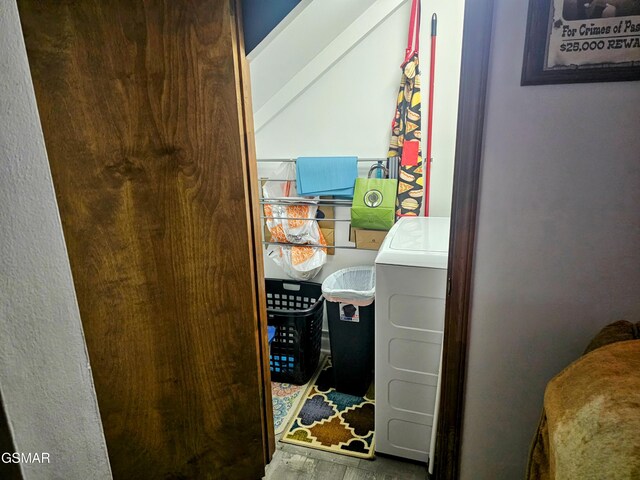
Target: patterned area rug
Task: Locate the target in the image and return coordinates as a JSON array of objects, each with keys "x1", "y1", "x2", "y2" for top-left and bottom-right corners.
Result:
[
  {"x1": 272, "y1": 356, "x2": 327, "y2": 435},
  {"x1": 272, "y1": 382, "x2": 306, "y2": 435},
  {"x1": 271, "y1": 382, "x2": 308, "y2": 435},
  {"x1": 280, "y1": 358, "x2": 375, "y2": 459}
]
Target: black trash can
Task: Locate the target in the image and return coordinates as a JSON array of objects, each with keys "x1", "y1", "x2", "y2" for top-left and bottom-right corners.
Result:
[{"x1": 322, "y1": 267, "x2": 375, "y2": 396}]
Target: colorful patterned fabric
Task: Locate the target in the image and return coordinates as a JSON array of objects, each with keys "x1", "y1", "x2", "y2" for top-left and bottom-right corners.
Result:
[
  {"x1": 388, "y1": 54, "x2": 423, "y2": 217},
  {"x1": 388, "y1": 0, "x2": 424, "y2": 217},
  {"x1": 280, "y1": 358, "x2": 375, "y2": 459}
]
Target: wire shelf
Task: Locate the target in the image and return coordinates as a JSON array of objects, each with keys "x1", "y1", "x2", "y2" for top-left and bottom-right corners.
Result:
[
  {"x1": 257, "y1": 157, "x2": 378, "y2": 251},
  {"x1": 263, "y1": 241, "x2": 357, "y2": 250}
]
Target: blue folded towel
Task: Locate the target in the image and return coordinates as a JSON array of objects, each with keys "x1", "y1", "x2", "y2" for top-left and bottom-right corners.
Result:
[
  {"x1": 267, "y1": 326, "x2": 276, "y2": 344},
  {"x1": 296, "y1": 156, "x2": 358, "y2": 198}
]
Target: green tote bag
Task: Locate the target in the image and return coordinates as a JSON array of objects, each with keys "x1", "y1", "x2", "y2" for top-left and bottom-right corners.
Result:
[{"x1": 351, "y1": 176, "x2": 398, "y2": 231}]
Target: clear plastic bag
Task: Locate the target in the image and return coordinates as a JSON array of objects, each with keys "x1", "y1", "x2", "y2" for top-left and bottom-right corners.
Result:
[
  {"x1": 263, "y1": 162, "x2": 320, "y2": 244},
  {"x1": 263, "y1": 162, "x2": 327, "y2": 280},
  {"x1": 321, "y1": 266, "x2": 376, "y2": 306},
  {"x1": 266, "y1": 242, "x2": 327, "y2": 281}
]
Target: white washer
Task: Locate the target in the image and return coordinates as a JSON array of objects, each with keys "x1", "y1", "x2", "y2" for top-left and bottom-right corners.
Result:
[{"x1": 374, "y1": 216, "x2": 450, "y2": 467}]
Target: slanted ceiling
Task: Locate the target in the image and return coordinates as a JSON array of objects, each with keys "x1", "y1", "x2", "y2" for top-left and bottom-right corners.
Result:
[{"x1": 242, "y1": 0, "x2": 301, "y2": 53}]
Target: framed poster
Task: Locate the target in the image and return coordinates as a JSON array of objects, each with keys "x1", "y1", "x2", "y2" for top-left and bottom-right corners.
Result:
[{"x1": 522, "y1": 0, "x2": 640, "y2": 85}]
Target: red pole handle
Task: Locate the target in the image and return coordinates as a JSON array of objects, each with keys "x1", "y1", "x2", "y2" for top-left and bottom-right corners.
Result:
[{"x1": 424, "y1": 13, "x2": 437, "y2": 217}]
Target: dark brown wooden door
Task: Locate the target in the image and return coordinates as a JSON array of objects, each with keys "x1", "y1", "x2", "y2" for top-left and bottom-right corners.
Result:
[{"x1": 18, "y1": 1, "x2": 272, "y2": 478}]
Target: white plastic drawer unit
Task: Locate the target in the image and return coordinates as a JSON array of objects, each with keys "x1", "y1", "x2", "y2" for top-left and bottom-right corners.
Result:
[{"x1": 374, "y1": 217, "x2": 450, "y2": 467}]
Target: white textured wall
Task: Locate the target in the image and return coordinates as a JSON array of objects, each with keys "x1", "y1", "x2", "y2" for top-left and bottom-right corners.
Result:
[
  {"x1": 460, "y1": 1, "x2": 640, "y2": 478},
  {"x1": 0, "y1": 1, "x2": 112, "y2": 478},
  {"x1": 251, "y1": 0, "x2": 465, "y2": 284}
]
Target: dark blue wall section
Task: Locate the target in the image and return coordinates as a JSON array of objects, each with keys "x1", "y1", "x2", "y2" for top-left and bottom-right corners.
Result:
[{"x1": 242, "y1": 0, "x2": 301, "y2": 53}]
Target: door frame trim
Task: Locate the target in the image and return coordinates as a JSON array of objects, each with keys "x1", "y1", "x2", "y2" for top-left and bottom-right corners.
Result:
[
  {"x1": 433, "y1": 0, "x2": 495, "y2": 478},
  {"x1": 233, "y1": 0, "x2": 276, "y2": 465}
]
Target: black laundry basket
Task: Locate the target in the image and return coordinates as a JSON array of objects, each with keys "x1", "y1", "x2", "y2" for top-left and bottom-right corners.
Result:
[{"x1": 266, "y1": 279, "x2": 324, "y2": 385}]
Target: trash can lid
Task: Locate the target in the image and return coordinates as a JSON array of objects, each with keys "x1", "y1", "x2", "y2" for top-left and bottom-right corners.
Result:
[{"x1": 375, "y1": 217, "x2": 450, "y2": 269}]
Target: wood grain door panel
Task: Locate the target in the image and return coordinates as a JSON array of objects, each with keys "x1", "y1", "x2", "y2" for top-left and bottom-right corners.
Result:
[{"x1": 18, "y1": 0, "x2": 269, "y2": 478}]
